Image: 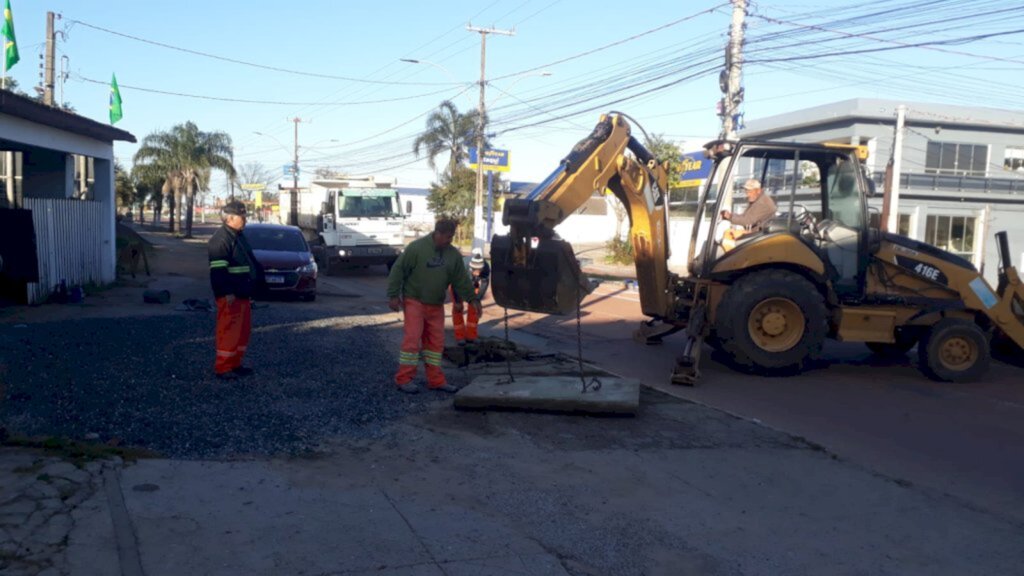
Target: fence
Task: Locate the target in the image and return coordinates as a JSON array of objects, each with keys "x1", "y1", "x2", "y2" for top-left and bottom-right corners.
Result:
[{"x1": 23, "y1": 198, "x2": 106, "y2": 304}]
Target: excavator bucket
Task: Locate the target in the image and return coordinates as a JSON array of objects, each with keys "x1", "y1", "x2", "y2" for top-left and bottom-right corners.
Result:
[{"x1": 489, "y1": 233, "x2": 593, "y2": 316}]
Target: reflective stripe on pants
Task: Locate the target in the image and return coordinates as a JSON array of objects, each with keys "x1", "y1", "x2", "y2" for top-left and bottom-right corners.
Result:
[
  {"x1": 215, "y1": 296, "x2": 251, "y2": 374},
  {"x1": 395, "y1": 298, "x2": 446, "y2": 388}
]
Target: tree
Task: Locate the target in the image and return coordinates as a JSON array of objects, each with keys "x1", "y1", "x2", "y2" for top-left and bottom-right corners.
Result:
[
  {"x1": 313, "y1": 166, "x2": 347, "y2": 180},
  {"x1": 114, "y1": 162, "x2": 135, "y2": 213},
  {"x1": 133, "y1": 122, "x2": 236, "y2": 237},
  {"x1": 643, "y1": 133, "x2": 683, "y2": 187},
  {"x1": 427, "y1": 165, "x2": 476, "y2": 239},
  {"x1": 607, "y1": 133, "x2": 684, "y2": 240},
  {"x1": 413, "y1": 100, "x2": 486, "y2": 177},
  {"x1": 236, "y1": 161, "x2": 277, "y2": 202},
  {"x1": 0, "y1": 77, "x2": 28, "y2": 97}
]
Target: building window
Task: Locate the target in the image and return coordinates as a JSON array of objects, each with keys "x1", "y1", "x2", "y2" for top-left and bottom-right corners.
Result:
[
  {"x1": 0, "y1": 151, "x2": 23, "y2": 208},
  {"x1": 1004, "y1": 146, "x2": 1024, "y2": 172},
  {"x1": 898, "y1": 213, "x2": 911, "y2": 236},
  {"x1": 925, "y1": 215, "x2": 976, "y2": 263},
  {"x1": 925, "y1": 142, "x2": 987, "y2": 176}
]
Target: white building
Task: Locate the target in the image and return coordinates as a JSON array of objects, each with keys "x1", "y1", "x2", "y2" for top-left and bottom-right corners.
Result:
[{"x1": 0, "y1": 91, "x2": 136, "y2": 304}]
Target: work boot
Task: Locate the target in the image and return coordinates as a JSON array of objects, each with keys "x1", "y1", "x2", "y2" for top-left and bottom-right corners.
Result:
[
  {"x1": 396, "y1": 382, "x2": 420, "y2": 394},
  {"x1": 232, "y1": 366, "x2": 254, "y2": 377},
  {"x1": 430, "y1": 383, "x2": 459, "y2": 393}
]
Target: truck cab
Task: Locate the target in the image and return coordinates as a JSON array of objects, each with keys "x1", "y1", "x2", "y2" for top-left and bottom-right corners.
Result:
[{"x1": 284, "y1": 177, "x2": 406, "y2": 272}]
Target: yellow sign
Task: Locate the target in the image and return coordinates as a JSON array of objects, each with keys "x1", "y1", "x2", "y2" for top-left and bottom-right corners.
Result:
[
  {"x1": 240, "y1": 183, "x2": 266, "y2": 191},
  {"x1": 255, "y1": 189, "x2": 263, "y2": 209}
]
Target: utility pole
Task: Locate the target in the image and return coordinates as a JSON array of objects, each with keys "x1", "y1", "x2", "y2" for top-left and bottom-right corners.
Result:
[
  {"x1": 43, "y1": 12, "x2": 56, "y2": 106},
  {"x1": 882, "y1": 105, "x2": 906, "y2": 233},
  {"x1": 467, "y1": 24, "x2": 514, "y2": 251},
  {"x1": 290, "y1": 117, "x2": 302, "y2": 226},
  {"x1": 719, "y1": 0, "x2": 746, "y2": 140}
]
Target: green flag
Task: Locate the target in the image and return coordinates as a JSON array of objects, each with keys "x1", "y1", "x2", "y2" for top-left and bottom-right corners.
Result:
[
  {"x1": 109, "y1": 73, "x2": 123, "y2": 124},
  {"x1": 1, "y1": 0, "x2": 18, "y2": 71}
]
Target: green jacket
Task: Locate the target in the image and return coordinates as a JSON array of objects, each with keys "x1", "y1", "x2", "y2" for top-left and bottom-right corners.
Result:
[{"x1": 387, "y1": 235, "x2": 477, "y2": 306}]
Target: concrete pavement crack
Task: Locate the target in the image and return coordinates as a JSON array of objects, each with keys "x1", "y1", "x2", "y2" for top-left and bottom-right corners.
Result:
[{"x1": 378, "y1": 486, "x2": 450, "y2": 576}]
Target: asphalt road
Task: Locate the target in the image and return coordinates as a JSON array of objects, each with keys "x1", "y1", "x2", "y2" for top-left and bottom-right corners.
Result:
[{"x1": 323, "y1": 266, "x2": 1024, "y2": 525}]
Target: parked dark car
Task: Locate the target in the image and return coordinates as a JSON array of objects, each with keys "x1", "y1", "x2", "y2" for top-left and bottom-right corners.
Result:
[{"x1": 245, "y1": 223, "x2": 317, "y2": 301}]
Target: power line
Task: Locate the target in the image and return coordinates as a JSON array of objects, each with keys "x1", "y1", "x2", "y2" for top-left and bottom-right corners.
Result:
[
  {"x1": 747, "y1": 10, "x2": 1024, "y2": 65},
  {"x1": 746, "y1": 29, "x2": 1024, "y2": 65},
  {"x1": 67, "y1": 18, "x2": 464, "y2": 86},
  {"x1": 489, "y1": 3, "x2": 729, "y2": 82},
  {"x1": 72, "y1": 73, "x2": 469, "y2": 106}
]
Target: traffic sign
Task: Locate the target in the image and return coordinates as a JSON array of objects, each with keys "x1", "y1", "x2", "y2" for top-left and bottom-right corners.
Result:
[
  {"x1": 282, "y1": 164, "x2": 299, "y2": 177},
  {"x1": 468, "y1": 148, "x2": 510, "y2": 172}
]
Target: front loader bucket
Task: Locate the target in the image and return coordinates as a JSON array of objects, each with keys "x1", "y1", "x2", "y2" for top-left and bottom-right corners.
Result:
[{"x1": 490, "y1": 234, "x2": 593, "y2": 316}]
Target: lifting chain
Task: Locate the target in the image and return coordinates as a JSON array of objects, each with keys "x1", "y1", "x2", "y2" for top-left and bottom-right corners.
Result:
[
  {"x1": 496, "y1": 303, "x2": 515, "y2": 385},
  {"x1": 575, "y1": 269, "x2": 601, "y2": 394}
]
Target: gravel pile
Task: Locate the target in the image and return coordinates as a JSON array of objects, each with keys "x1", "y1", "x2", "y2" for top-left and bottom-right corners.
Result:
[{"x1": 0, "y1": 306, "x2": 442, "y2": 458}]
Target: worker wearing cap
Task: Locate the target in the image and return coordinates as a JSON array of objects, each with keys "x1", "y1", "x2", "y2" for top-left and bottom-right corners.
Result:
[
  {"x1": 451, "y1": 248, "x2": 491, "y2": 347},
  {"x1": 387, "y1": 219, "x2": 481, "y2": 394},
  {"x1": 208, "y1": 201, "x2": 263, "y2": 380},
  {"x1": 721, "y1": 179, "x2": 777, "y2": 251}
]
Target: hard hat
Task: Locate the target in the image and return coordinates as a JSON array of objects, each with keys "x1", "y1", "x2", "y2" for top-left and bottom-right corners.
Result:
[{"x1": 470, "y1": 249, "x2": 485, "y2": 270}]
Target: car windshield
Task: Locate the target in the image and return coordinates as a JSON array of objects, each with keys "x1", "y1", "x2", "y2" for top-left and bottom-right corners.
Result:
[{"x1": 245, "y1": 228, "x2": 308, "y2": 252}]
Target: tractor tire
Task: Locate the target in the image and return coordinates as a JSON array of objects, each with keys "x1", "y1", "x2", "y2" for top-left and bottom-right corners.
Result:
[
  {"x1": 918, "y1": 318, "x2": 990, "y2": 383},
  {"x1": 716, "y1": 270, "x2": 828, "y2": 374}
]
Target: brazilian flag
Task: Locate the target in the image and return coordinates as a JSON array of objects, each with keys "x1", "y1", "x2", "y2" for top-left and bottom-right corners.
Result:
[
  {"x1": 109, "y1": 73, "x2": 123, "y2": 124},
  {"x1": 2, "y1": 0, "x2": 18, "y2": 71}
]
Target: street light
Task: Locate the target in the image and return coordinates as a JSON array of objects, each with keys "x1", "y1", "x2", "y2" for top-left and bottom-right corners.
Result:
[{"x1": 399, "y1": 59, "x2": 474, "y2": 107}]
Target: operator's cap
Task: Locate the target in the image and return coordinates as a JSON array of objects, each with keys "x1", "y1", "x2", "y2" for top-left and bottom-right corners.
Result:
[
  {"x1": 470, "y1": 248, "x2": 485, "y2": 270},
  {"x1": 222, "y1": 201, "x2": 247, "y2": 217},
  {"x1": 743, "y1": 179, "x2": 762, "y2": 191}
]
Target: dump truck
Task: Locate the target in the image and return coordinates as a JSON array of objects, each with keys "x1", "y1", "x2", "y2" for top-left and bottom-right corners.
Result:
[
  {"x1": 490, "y1": 113, "x2": 1024, "y2": 384},
  {"x1": 280, "y1": 177, "x2": 405, "y2": 272}
]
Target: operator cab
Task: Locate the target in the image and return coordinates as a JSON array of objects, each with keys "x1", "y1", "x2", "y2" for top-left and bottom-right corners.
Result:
[{"x1": 690, "y1": 141, "x2": 873, "y2": 301}]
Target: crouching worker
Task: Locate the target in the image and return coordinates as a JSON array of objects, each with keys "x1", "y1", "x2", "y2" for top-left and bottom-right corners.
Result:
[
  {"x1": 387, "y1": 219, "x2": 481, "y2": 394},
  {"x1": 209, "y1": 201, "x2": 263, "y2": 380},
  {"x1": 451, "y1": 248, "x2": 490, "y2": 346}
]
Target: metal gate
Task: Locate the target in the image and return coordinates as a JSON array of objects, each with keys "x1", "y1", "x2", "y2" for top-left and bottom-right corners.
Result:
[{"x1": 23, "y1": 198, "x2": 105, "y2": 304}]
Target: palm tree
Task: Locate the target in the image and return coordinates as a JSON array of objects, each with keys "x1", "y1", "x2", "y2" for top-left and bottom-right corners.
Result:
[
  {"x1": 412, "y1": 100, "x2": 486, "y2": 177},
  {"x1": 133, "y1": 122, "x2": 236, "y2": 237}
]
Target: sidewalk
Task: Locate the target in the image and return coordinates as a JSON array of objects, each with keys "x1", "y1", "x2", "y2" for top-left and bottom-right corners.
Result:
[{"x1": 573, "y1": 242, "x2": 637, "y2": 280}]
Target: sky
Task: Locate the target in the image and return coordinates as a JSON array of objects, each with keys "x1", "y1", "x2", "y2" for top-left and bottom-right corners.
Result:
[{"x1": 3, "y1": 0, "x2": 1023, "y2": 195}]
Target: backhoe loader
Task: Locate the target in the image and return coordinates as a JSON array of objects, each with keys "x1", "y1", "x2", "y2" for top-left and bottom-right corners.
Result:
[{"x1": 490, "y1": 113, "x2": 1024, "y2": 384}]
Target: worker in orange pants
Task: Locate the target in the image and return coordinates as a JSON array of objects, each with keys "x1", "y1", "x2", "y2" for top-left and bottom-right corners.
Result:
[
  {"x1": 209, "y1": 201, "x2": 262, "y2": 380},
  {"x1": 215, "y1": 295, "x2": 252, "y2": 375},
  {"x1": 451, "y1": 248, "x2": 490, "y2": 346},
  {"x1": 395, "y1": 298, "x2": 447, "y2": 389},
  {"x1": 387, "y1": 220, "x2": 480, "y2": 394}
]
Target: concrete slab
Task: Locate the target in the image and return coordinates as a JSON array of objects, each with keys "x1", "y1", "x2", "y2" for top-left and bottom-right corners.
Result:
[{"x1": 454, "y1": 375, "x2": 640, "y2": 415}]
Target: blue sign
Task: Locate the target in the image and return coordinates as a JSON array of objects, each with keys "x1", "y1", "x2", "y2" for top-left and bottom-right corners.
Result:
[
  {"x1": 679, "y1": 152, "x2": 712, "y2": 185},
  {"x1": 283, "y1": 163, "x2": 299, "y2": 177},
  {"x1": 469, "y1": 148, "x2": 510, "y2": 172}
]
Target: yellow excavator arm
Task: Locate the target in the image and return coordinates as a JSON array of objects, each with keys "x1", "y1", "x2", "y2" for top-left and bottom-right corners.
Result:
[{"x1": 490, "y1": 113, "x2": 675, "y2": 318}]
